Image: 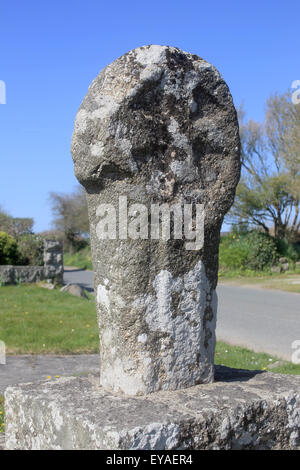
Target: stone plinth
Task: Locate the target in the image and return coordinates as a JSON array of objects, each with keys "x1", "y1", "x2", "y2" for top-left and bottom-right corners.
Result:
[{"x1": 4, "y1": 367, "x2": 300, "y2": 450}]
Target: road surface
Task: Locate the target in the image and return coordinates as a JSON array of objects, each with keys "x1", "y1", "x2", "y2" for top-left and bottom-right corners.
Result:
[
  {"x1": 64, "y1": 267, "x2": 94, "y2": 292},
  {"x1": 63, "y1": 269, "x2": 300, "y2": 361},
  {"x1": 216, "y1": 284, "x2": 300, "y2": 361},
  {"x1": 0, "y1": 355, "x2": 99, "y2": 395}
]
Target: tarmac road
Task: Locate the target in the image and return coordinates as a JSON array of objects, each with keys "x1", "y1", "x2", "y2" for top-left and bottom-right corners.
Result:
[
  {"x1": 216, "y1": 284, "x2": 300, "y2": 361},
  {"x1": 64, "y1": 267, "x2": 94, "y2": 292}
]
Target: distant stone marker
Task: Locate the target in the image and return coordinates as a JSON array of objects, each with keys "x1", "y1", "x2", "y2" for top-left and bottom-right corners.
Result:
[
  {"x1": 43, "y1": 240, "x2": 63, "y2": 284},
  {"x1": 71, "y1": 45, "x2": 240, "y2": 395}
]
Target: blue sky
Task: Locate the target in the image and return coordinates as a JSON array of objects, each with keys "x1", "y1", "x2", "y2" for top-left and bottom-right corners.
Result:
[{"x1": 0, "y1": 0, "x2": 299, "y2": 232}]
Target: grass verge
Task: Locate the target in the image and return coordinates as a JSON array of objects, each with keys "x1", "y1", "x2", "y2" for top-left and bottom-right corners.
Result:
[
  {"x1": 215, "y1": 341, "x2": 300, "y2": 375},
  {"x1": 219, "y1": 271, "x2": 300, "y2": 293},
  {"x1": 64, "y1": 245, "x2": 93, "y2": 270},
  {"x1": 0, "y1": 284, "x2": 98, "y2": 354}
]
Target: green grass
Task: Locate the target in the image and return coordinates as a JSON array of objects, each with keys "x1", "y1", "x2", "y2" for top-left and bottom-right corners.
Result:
[
  {"x1": 218, "y1": 231, "x2": 300, "y2": 288},
  {"x1": 219, "y1": 271, "x2": 300, "y2": 293},
  {"x1": 215, "y1": 341, "x2": 300, "y2": 375},
  {"x1": 0, "y1": 285, "x2": 99, "y2": 354},
  {"x1": 0, "y1": 396, "x2": 4, "y2": 434},
  {"x1": 64, "y1": 245, "x2": 93, "y2": 270}
]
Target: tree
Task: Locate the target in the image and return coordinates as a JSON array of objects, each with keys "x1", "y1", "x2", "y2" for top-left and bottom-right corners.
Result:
[
  {"x1": 49, "y1": 186, "x2": 89, "y2": 252},
  {"x1": 16, "y1": 233, "x2": 44, "y2": 266},
  {"x1": 0, "y1": 231, "x2": 19, "y2": 264},
  {"x1": 227, "y1": 93, "x2": 300, "y2": 241},
  {"x1": 0, "y1": 205, "x2": 34, "y2": 239}
]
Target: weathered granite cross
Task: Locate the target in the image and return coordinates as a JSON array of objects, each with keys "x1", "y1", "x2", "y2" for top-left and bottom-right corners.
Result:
[{"x1": 71, "y1": 45, "x2": 241, "y2": 395}]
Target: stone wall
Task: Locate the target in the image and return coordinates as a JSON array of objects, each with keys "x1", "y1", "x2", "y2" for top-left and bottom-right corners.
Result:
[
  {"x1": 0, "y1": 265, "x2": 46, "y2": 284},
  {"x1": 0, "y1": 239, "x2": 63, "y2": 285}
]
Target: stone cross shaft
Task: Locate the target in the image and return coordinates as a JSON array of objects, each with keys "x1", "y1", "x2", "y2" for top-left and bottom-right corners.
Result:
[{"x1": 71, "y1": 45, "x2": 240, "y2": 395}]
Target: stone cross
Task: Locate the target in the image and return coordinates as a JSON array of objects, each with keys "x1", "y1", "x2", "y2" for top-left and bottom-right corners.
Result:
[{"x1": 71, "y1": 45, "x2": 240, "y2": 395}]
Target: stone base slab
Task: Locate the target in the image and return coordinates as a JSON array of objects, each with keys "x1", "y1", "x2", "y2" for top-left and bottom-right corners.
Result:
[{"x1": 4, "y1": 366, "x2": 300, "y2": 450}]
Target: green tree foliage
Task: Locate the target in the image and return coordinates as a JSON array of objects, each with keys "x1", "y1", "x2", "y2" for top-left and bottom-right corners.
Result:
[
  {"x1": 228, "y1": 93, "x2": 300, "y2": 241},
  {"x1": 49, "y1": 186, "x2": 89, "y2": 252},
  {"x1": 0, "y1": 231, "x2": 19, "y2": 265},
  {"x1": 0, "y1": 206, "x2": 34, "y2": 239},
  {"x1": 16, "y1": 233, "x2": 44, "y2": 266},
  {"x1": 219, "y1": 231, "x2": 278, "y2": 271}
]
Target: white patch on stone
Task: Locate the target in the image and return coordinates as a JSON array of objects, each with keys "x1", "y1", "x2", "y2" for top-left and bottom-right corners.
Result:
[
  {"x1": 127, "y1": 422, "x2": 180, "y2": 450},
  {"x1": 144, "y1": 357, "x2": 152, "y2": 366},
  {"x1": 102, "y1": 329, "x2": 113, "y2": 348},
  {"x1": 114, "y1": 293, "x2": 126, "y2": 308},
  {"x1": 145, "y1": 170, "x2": 165, "y2": 194},
  {"x1": 138, "y1": 333, "x2": 147, "y2": 343},
  {"x1": 190, "y1": 99, "x2": 198, "y2": 113},
  {"x1": 116, "y1": 137, "x2": 131, "y2": 154},
  {"x1": 286, "y1": 393, "x2": 300, "y2": 447},
  {"x1": 135, "y1": 45, "x2": 166, "y2": 67},
  {"x1": 128, "y1": 159, "x2": 139, "y2": 173},
  {"x1": 170, "y1": 158, "x2": 197, "y2": 183},
  {"x1": 160, "y1": 71, "x2": 181, "y2": 99},
  {"x1": 90, "y1": 142, "x2": 105, "y2": 157},
  {"x1": 184, "y1": 69, "x2": 202, "y2": 93},
  {"x1": 97, "y1": 284, "x2": 110, "y2": 309},
  {"x1": 91, "y1": 95, "x2": 119, "y2": 121},
  {"x1": 194, "y1": 61, "x2": 214, "y2": 73},
  {"x1": 140, "y1": 65, "x2": 162, "y2": 82},
  {"x1": 49, "y1": 402, "x2": 63, "y2": 432},
  {"x1": 137, "y1": 261, "x2": 216, "y2": 390},
  {"x1": 167, "y1": 117, "x2": 179, "y2": 135},
  {"x1": 101, "y1": 356, "x2": 145, "y2": 395},
  {"x1": 167, "y1": 118, "x2": 190, "y2": 151},
  {"x1": 112, "y1": 132, "x2": 138, "y2": 173},
  {"x1": 74, "y1": 109, "x2": 88, "y2": 133}
]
